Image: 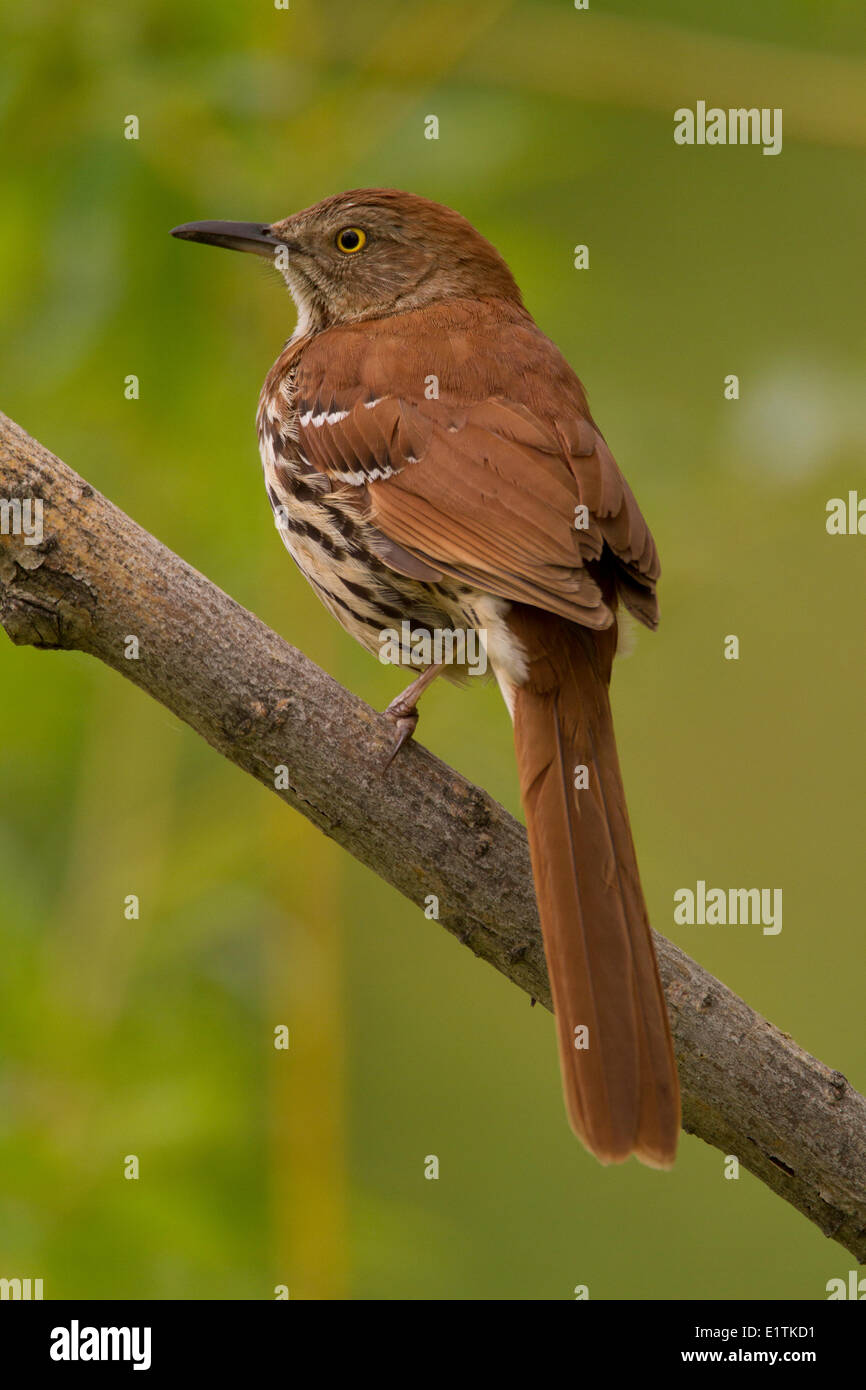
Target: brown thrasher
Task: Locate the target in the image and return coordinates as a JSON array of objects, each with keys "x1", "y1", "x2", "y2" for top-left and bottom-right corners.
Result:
[{"x1": 172, "y1": 190, "x2": 680, "y2": 1166}]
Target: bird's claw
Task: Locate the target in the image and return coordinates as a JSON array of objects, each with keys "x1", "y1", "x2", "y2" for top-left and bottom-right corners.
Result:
[{"x1": 381, "y1": 701, "x2": 419, "y2": 770}]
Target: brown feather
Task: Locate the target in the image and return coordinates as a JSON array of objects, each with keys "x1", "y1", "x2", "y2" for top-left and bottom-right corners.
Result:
[
  {"x1": 293, "y1": 300, "x2": 658, "y2": 630},
  {"x1": 508, "y1": 604, "x2": 679, "y2": 1166}
]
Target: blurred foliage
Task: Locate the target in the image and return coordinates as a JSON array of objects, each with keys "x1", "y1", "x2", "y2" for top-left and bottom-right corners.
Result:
[{"x1": 1, "y1": 0, "x2": 865, "y2": 1300}]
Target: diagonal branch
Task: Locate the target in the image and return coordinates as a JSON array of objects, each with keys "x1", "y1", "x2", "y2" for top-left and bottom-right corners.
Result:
[{"x1": 2, "y1": 409, "x2": 865, "y2": 1260}]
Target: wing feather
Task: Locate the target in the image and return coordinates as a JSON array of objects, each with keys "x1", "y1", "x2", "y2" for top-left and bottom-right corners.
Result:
[{"x1": 293, "y1": 300, "x2": 659, "y2": 629}]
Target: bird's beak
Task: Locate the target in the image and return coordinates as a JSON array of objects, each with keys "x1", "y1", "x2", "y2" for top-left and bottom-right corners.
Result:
[{"x1": 170, "y1": 220, "x2": 283, "y2": 258}]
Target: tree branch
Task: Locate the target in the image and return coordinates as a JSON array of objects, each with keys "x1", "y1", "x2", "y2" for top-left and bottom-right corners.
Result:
[{"x1": 2, "y1": 409, "x2": 865, "y2": 1261}]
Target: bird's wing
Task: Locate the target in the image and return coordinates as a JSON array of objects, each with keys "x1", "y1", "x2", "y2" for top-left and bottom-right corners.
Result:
[{"x1": 294, "y1": 299, "x2": 659, "y2": 630}]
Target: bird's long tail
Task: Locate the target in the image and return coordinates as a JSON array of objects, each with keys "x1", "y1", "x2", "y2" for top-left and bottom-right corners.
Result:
[{"x1": 506, "y1": 604, "x2": 680, "y2": 1166}]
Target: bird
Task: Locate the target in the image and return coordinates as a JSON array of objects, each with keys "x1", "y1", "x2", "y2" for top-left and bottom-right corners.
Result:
[{"x1": 171, "y1": 189, "x2": 680, "y2": 1167}]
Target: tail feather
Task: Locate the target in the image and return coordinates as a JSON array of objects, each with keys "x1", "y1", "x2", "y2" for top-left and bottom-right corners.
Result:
[{"x1": 507, "y1": 605, "x2": 680, "y2": 1166}]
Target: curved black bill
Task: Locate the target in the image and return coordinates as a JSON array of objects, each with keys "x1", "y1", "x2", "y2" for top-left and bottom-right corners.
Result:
[{"x1": 170, "y1": 220, "x2": 281, "y2": 257}]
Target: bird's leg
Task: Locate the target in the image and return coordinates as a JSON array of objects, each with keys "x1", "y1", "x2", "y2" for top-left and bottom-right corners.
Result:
[{"x1": 382, "y1": 663, "x2": 445, "y2": 768}]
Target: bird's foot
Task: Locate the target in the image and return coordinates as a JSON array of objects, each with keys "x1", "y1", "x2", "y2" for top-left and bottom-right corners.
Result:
[
  {"x1": 381, "y1": 696, "x2": 420, "y2": 769},
  {"x1": 380, "y1": 662, "x2": 445, "y2": 770}
]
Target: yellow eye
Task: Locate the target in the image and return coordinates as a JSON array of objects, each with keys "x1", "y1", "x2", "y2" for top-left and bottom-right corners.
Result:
[{"x1": 335, "y1": 226, "x2": 367, "y2": 254}]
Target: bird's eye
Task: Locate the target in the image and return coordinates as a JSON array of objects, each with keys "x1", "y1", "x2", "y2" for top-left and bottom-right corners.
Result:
[{"x1": 335, "y1": 227, "x2": 367, "y2": 254}]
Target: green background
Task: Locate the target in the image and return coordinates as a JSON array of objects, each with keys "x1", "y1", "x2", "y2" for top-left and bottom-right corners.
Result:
[{"x1": 1, "y1": 0, "x2": 865, "y2": 1300}]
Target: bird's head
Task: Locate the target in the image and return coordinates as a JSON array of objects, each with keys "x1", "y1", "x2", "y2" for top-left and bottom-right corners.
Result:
[{"x1": 171, "y1": 188, "x2": 522, "y2": 334}]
